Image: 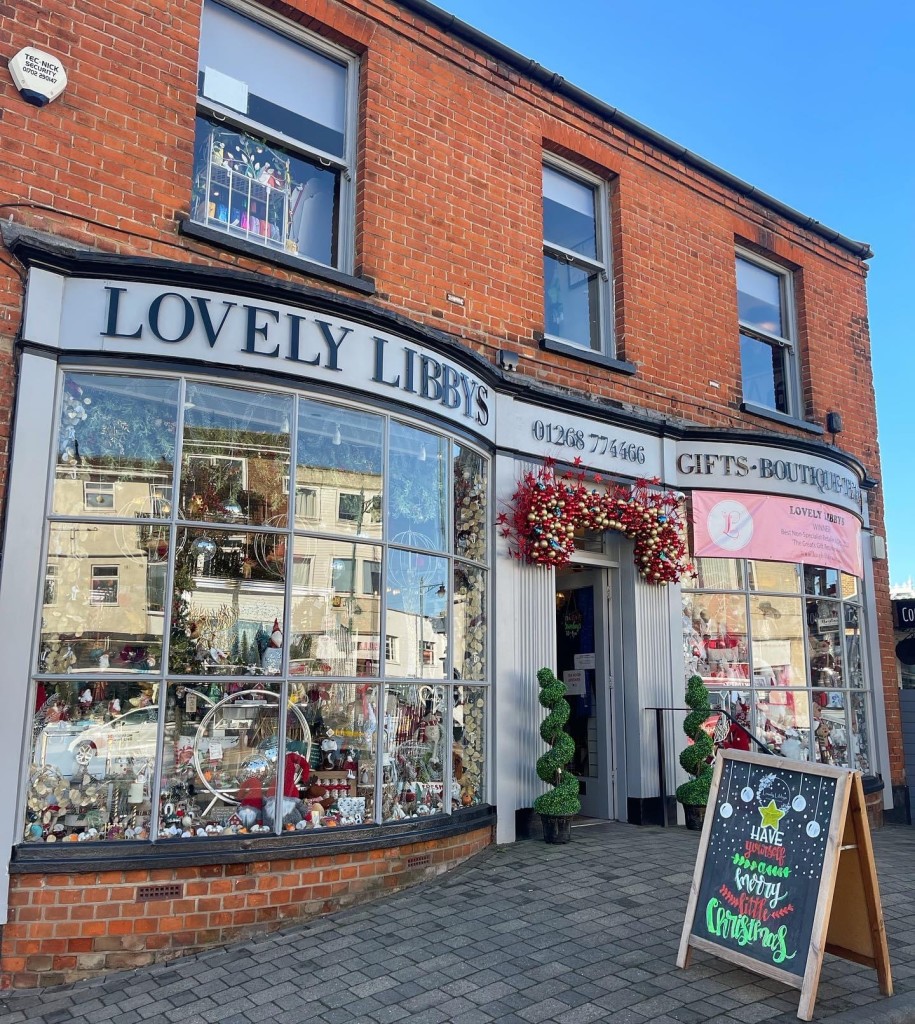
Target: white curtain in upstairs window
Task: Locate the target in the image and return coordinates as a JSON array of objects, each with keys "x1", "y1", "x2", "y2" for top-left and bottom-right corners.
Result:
[
  {"x1": 543, "y1": 164, "x2": 593, "y2": 216},
  {"x1": 199, "y1": 0, "x2": 346, "y2": 137}
]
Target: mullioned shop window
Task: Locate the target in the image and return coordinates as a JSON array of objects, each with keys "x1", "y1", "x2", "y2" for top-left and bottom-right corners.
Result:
[
  {"x1": 682, "y1": 557, "x2": 870, "y2": 774},
  {"x1": 191, "y1": 0, "x2": 356, "y2": 271},
  {"x1": 25, "y1": 374, "x2": 488, "y2": 844}
]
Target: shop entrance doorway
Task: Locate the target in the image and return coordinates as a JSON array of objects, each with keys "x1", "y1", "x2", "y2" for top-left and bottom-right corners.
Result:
[{"x1": 555, "y1": 569, "x2": 615, "y2": 819}]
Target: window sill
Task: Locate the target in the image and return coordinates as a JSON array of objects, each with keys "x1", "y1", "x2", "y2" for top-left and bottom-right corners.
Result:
[
  {"x1": 740, "y1": 402, "x2": 825, "y2": 435},
  {"x1": 538, "y1": 335, "x2": 637, "y2": 375},
  {"x1": 178, "y1": 218, "x2": 375, "y2": 296}
]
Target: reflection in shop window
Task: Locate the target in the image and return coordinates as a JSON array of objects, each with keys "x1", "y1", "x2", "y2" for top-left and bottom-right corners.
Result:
[
  {"x1": 28, "y1": 371, "x2": 490, "y2": 843},
  {"x1": 84, "y1": 481, "x2": 115, "y2": 510},
  {"x1": 683, "y1": 557, "x2": 871, "y2": 772},
  {"x1": 90, "y1": 566, "x2": 119, "y2": 604}
]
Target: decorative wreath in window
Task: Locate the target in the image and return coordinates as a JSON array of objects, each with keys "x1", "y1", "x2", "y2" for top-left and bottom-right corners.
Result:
[{"x1": 497, "y1": 459, "x2": 694, "y2": 584}]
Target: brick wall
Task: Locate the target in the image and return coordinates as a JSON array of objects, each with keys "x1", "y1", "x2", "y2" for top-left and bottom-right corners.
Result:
[
  {"x1": 0, "y1": 0, "x2": 900, "y2": 833},
  {"x1": 0, "y1": 825, "x2": 492, "y2": 988}
]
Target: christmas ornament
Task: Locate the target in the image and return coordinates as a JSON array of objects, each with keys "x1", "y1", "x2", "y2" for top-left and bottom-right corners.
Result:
[{"x1": 497, "y1": 460, "x2": 694, "y2": 584}]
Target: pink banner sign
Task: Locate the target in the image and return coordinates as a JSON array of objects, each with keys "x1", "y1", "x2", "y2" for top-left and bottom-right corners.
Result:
[{"x1": 691, "y1": 491, "x2": 862, "y2": 578}]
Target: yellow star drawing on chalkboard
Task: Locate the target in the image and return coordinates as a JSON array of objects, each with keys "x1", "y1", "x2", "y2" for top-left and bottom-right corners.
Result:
[{"x1": 758, "y1": 799, "x2": 785, "y2": 830}]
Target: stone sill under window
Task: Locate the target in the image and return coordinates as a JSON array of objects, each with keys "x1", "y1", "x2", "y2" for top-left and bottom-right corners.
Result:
[
  {"x1": 740, "y1": 402, "x2": 825, "y2": 436},
  {"x1": 538, "y1": 335, "x2": 637, "y2": 375},
  {"x1": 179, "y1": 218, "x2": 376, "y2": 296},
  {"x1": 10, "y1": 805, "x2": 496, "y2": 874}
]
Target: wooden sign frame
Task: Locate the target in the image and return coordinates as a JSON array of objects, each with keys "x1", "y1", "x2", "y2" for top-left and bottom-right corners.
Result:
[{"x1": 677, "y1": 750, "x2": 892, "y2": 1020}]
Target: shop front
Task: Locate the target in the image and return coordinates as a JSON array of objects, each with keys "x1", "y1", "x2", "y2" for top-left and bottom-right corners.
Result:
[
  {"x1": 0, "y1": 248, "x2": 500, "y2": 985},
  {"x1": 0, "y1": 241, "x2": 889, "y2": 984}
]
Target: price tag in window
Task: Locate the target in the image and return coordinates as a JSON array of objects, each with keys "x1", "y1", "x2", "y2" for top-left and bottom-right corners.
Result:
[
  {"x1": 208, "y1": 742, "x2": 223, "y2": 763},
  {"x1": 185, "y1": 693, "x2": 197, "y2": 714}
]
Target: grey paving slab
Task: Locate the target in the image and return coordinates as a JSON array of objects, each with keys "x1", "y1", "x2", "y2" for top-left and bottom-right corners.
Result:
[{"x1": 3, "y1": 821, "x2": 915, "y2": 1023}]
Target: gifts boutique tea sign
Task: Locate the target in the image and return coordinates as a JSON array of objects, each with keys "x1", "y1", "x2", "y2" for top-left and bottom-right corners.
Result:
[{"x1": 678, "y1": 750, "x2": 892, "y2": 1021}]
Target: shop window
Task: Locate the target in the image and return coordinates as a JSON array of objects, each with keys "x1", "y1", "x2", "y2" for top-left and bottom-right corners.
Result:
[
  {"x1": 542, "y1": 159, "x2": 612, "y2": 354},
  {"x1": 683, "y1": 558, "x2": 872, "y2": 774},
  {"x1": 26, "y1": 371, "x2": 490, "y2": 843},
  {"x1": 90, "y1": 565, "x2": 119, "y2": 605},
  {"x1": 192, "y1": 0, "x2": 356, "y2": 270},
  {"x1": 737, "y1": 252, "x2": 799, "y2": 416}
]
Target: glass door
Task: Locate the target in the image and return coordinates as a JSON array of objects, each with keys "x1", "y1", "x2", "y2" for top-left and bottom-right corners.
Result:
[{"x1": 555, "y1": 569, "x2": 614, "y2": 819}]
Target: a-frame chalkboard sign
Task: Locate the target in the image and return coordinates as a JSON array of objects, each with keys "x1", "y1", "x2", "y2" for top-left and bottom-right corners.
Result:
[{"x1": 677, "y1": 750, "x2": 892, "y2": 1021}]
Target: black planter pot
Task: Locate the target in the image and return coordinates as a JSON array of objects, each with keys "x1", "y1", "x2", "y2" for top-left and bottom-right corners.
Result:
[
  {"x1": 540, "y1": 814, "x2": 572, "y2": 844},
  {"x1": 682, "y1": 803, "x2": 706, "y2": 832}
]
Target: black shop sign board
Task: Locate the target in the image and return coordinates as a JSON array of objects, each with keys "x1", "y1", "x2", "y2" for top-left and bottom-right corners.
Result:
[{"x1": 677, "y1": 750, "x2": 892, "y2": 1020}]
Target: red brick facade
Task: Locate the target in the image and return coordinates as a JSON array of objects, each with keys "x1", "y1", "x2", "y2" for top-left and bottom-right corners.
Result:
[
  {"x1": 1, "y1": 825, "x2": 492, "y2": 988},
  {"x1": 0, "y1": 0, "x2": 897, "y2": 990}
]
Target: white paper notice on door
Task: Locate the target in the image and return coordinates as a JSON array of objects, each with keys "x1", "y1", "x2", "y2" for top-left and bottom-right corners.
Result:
[
  {"x1": 563, "y1": 670, "x2": 586, "y2": 696},
  {"x1": 574, "y1": 652, "x2": 596, "y2": 670}
]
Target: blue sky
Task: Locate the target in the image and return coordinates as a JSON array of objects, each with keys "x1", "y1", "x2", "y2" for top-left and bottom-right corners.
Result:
[{"x1": 438, "y1": 0, "x2": 915, "y2": 585}]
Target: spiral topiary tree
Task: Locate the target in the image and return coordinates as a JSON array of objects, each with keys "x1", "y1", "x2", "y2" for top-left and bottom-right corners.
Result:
[
  {"x1": 533, "y1": 667, "x2": 581, "y2": 821},
  {"x1": 676, "y1": 674, "x2": 714, "y2": 807}
]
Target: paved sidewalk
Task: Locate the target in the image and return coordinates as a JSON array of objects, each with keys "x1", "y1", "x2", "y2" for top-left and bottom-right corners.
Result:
[{"x1": 2, "y1": 820, "x2": 914, "y2": 1024}]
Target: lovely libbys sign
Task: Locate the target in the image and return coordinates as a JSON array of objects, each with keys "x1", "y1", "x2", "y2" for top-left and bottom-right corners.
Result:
[{"x1": 691, "y1": 491, "x2": 862, "y2": 578}]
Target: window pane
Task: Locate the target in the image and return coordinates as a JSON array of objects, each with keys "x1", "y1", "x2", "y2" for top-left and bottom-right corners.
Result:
[
  {"x1": 191, "y1": 119, "x2": 340, "y2": 266},
  {"x1": 453, "y1": 685, "x2": 486, "y2": 808},
  {"x1": 160, "y1": 683, "x2": 299, "y2": 833},
  {"x1": 387, "y1": 552, "x2": 448, "y2": 679},
  {"x1": 180, "y1": 382, "x2": 292, "y2": 526},
  {"x1": 169, "y1": 528, "x2": 286, "y2": 675},
  {"x1": 199, "y1": 0, "x2": 347, "y2": 157},
  {"x1": 740, "y1": 333, "x2": 788, "y2": 413},
  {"x1": 454, "y1": 563, "x2": 486, "y2": 681},
  {"x1": 806, "y1": 599, "x2": 843, "y2": 687},
  {"x1": 803, "y1": 565, "x2": 839, "y2": 597},
  {"x1": 543, "y1": 165, "x2": 597, "y2": 259},
  {"x1": 27, "y1": 679, "x2": 162, "y2": 842},
  {"x1": 289, "y1": 538, "x2": 381, "y2": 678},
  {"x1": 683, "y1": 593, "x2": 748, "y2": 687},
  {"x1": 453, "y1": 444, "x2": 487, "y2": 561},
  {"x1": 41, "y1": 523, "x2": 168, "y2": 674},
  {"x1": 289, "y1": 683, "x2": 376, "y2": 824},
  {"x1": 388, "y1": 423, "x2": 447, "y2": 550},
  {"x1": 851, "y1": 692, "x2": 872, "y2": 773},
  {"x1": 756, "y1": 689, "x2": 811, "y2": 761},
  {"x1": 382, "y1": 684, "x2": 446, "y2": 821},
  {"x1": 841, "y1": 573, "x2": 861, "y2": 602},
  {"x1": 749, "y1": 595, "x2": 805, "y2": 686},
  {"x1": 53, "y1": 374, "x2": 179, "y2": 518},
  {"x1": 843, "y1": 604, "x2": 865, "y2": 687},
  {"x1": 544, "y1": 253, "x2": 601, "y2": 349},
  {"x1": 748, "y1": 561, "x2": 801, "y2": 593},
  {"x1": 688, "y1": 558, "x2": 744, "y2": 591},
  {"x1": 296, "y1": 401, "x2": 383, "y2": 537},
  {"x1": 737, "y1": 257, "x2": 783, "y2": 336},
  {"x1": 813, "y1": 690, "x2": 849, "y2": 767}
]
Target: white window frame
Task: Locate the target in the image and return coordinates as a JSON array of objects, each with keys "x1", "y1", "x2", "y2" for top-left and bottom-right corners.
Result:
[
  {"x1": 736, "y1": 248, "x2": 800, "y2": 417},
  {"x1": 294, "y1": 486, "x2": 318, "y2": 520},
  {"x1": 385, "y1": 635, "x2": 399, "y2": 663},
  {"x1": 90, "y1": 565, "x2": 119, "y2": 606},
  {"x1": 194, "y1": 0, "x2": 359, "y2": 273},
  {"x1": 84, "y1": 481, "x2": 115, "y2": 510},
  {"x1": 542, "y1": 154, "x2": 613, "y2": 355}
]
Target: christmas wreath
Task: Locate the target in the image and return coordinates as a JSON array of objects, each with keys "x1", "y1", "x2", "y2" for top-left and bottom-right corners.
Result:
[{"x1": 497, "y1": 459, "x2": 693, "y2": 584}]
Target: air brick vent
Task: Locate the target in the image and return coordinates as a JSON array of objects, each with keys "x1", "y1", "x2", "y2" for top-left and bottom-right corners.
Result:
[
  {"x1": 136, "y1": 883, "x2": 183, "y2": 902},
  {"x1": 406, "y1": 853, "x2": 432, "y2": 869}
]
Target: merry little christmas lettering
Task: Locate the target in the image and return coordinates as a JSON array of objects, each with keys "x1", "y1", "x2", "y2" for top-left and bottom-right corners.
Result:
[
  {"x1": 692, "y1": 760, "x2": 837, "y2": 977},
  {"x1": 498, "y1": 459, "x2": 692, "y2": 583}
]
